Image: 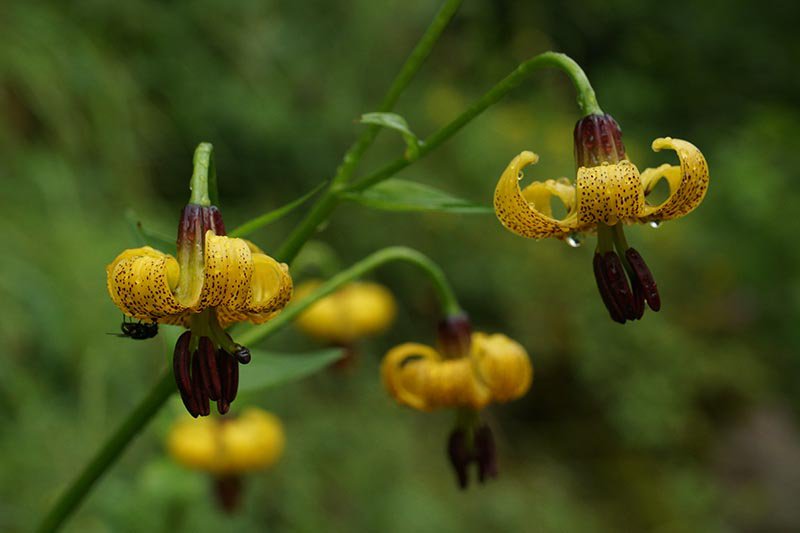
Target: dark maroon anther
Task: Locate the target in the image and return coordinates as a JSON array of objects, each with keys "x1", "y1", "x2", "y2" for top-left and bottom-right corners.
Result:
[
  {"x1": 228, "y1": 356, "x2": 240, "y2": 404},
  {"x1": 213, "y1": 475, "x2": 243, "y2": 514},
  {"x1": 474, "y1": 425, "x2": 498, "y2": 483},
  {"x1": 593, "y1": 253, "x2": 626, "y2": 324},
  {"x1": 173, "y1": 332, "x2": 198, "y2": 416},
  {"x1": 233, "y1": 345, "x2": 251, "y2": 365},
  {"x1": 447, "y1": 428, "x2": 471, "y2": 490},
  {"x1": 437, "y1": 313, "x2": 472, "y2": 359},
  {"x1": 216, "y1": 350, "x2": 231, "y2": 415},
  {"x1": 625, "y1": 248, "x2": 661, "y2": 311},
  {"x1": 602, "y1": 252, "x2": 636, "y2": 321},
  {"x1": 197, "y1": 337, "x2": 222, "y2": 401},
  {"x1": 573, "y1": 113, "x2": 626, "y2": 168},
  {"x1": 629, "y1": 277, "x2": 646, "y2": 320},
  {"x1": 192, "y1": 354, "x2": 211, "y2": 417}
]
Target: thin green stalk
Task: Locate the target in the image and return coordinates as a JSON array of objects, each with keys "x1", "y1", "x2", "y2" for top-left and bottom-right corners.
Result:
[
  {"x1": 238, "y1": 246, "x2": 462, "y2": 347},
  {"x1": 347, "y1": 52, "x2": 602, "y2": 193},
  {"x1": 36, "y1": 372, "x2": 175, "y2": 533},
  {"x1": 189, "y1": 142, "x2": 213, "y2": 206},
  {"x1": 275, "y1": 0, "x2": 463, "y2": 263}
]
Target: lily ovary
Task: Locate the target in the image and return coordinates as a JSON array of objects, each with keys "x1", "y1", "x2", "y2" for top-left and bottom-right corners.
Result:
[{"x1": 494, "y1": 113, "x2": 709, "y2": 323}]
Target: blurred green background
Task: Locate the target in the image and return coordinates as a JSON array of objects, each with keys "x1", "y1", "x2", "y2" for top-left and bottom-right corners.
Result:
[{"x1": 2, "y1": 0, "x2": 799, "y2": 531}]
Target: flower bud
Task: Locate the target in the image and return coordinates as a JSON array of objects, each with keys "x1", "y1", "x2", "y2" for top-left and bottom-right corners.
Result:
[{"x1": 573, "y1": 113, "x2": 626, "y2": 168}]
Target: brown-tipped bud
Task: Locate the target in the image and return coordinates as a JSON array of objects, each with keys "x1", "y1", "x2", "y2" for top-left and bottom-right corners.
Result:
[
  {"x1": 177, "y1": 204, "x2": 226, "y2": 249},
  {"x1": 573, "y1": 113, "x2": 626, "y2": 168},
  {"x1": 173, "y1": 332, "x2": 199, "y2": 417},
  {"x1": 447, "y1": 428, "x2": 471, "y2": 490},
  {"x1": 625, "y1": 248, "x2": 661, "y2": 311},
  {"x1": 474, "y1": 425, "x2": 498, "y2": 484},
  {"x1": 437, "y1": 313, "x2": 472, "y2": 359},
  {"x1": 213, "y1": 475, "x2": 243, "y2": 514}
]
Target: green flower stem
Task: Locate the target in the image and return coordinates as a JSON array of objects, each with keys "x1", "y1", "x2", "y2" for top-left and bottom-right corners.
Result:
[
  {"x1": 237, "y1": 246, "x2": 463, "y2": 347},
  {"x1": 597, "y1": 223, "x2": 615, "y2": 253},
  {"x1": 36, "y1": 372, "x2": 175, "y2": 533},
  {"x1": 275, "y1": 0, "x2": 463, "y2": 263},
  {"x1": 189, "y1": 142, "x2": 215, "y2": 206},
  {"x1": 347, "y1": 52, "x2": 602, "y2": 193}
]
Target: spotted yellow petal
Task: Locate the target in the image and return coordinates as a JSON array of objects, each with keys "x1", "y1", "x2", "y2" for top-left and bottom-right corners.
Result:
[
  {"x1": 217, "y1": 252, "x2": 293, "y2": 326},
  {"x1": 106, "y1": 246, "x2": 185, "y2": 321},
  {"x1": 640, "y1": 137, "x2": 709, "y2": 221},
  {"x1": 471, "y1": 332, "x2": 532, "y2": 403},
  {"x1": 196, "y1": 232, "x2": 254, "y2": 311},
  {"x1": 494, "y1": 151, "x2": 576, "y2": 239},
  {"x1": 576, "y1": 160, "x2": 644, "y2": 227}
]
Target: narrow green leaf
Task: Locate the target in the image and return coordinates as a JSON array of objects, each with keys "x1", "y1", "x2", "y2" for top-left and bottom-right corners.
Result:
[
  {"x1": 125, "y1": 210, "x2": 175, "y2": 249},
  {"x1": 360, "y1": 112, "x2": 420, "y2": 159},
  {"x1": 340, "y1": 178, "x2": 493, "y2": 214},
  {"x1": 229, "y1": 181, "x2": 326, "y2": 238},
  {"x1": 237, "y1": 348, "x2": 344, "y2": 393}
]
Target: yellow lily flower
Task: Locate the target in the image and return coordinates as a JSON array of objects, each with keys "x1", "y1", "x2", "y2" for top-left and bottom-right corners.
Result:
[
  {"x1": 105, "y1": 143, "x2": 293, "y2": 417},
  {"x1": 167, "y1": 407, "x2": 285, "y2": 512},
  {"x1": 494, "y1": 113, "x2": 709, "y2": 323},
  {"x1": 380, "y1": 314, "x2": 532, "y2": 488},
  {"x1": 293, "y1": 279, "x2": 396, "y2": 344}
]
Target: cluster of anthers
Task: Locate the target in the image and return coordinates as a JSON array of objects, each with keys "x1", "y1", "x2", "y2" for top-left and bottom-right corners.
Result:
[
  {"x1": 381, "y1": 314, "x2": 532, "y2": 488},
  {"x1": 494, "y1": 113, "x2": 709, "y2": 323}
]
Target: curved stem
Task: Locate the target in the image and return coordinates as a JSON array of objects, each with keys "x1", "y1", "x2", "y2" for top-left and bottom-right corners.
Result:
[
  {"x1": 237, "y1": 246, "x2": 462, "y2": 347},
  {"x1": 347, "y1": 52, "x2": 602, "y2": 193},
  {"x1": 36, "y1": 372, "x2": 175, "y2": 533},
  {"x1": 189, "y1": 142, "x2": 214, "y2": 206},
  {"x1": 275, "y1": 0, "x2": 463, "y2": 263}
]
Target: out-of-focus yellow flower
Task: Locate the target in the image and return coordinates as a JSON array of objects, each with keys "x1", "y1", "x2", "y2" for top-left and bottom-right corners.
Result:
[
  {"x1": 167, "y1": 408, "x2": 285, "y2": 475},
  {"x1": 381, "y1": 332, "x2": 532, "y2": 411},
  {"x1": 294, "y1": 280, "x2": 396, "y2": 344},
  {"x1": 493, "y1": 113, "x2": 709, "y2": 324}
]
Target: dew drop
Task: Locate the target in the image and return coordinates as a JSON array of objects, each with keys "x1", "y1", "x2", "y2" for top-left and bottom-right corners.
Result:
[
  {"x1": 649, "y1": 221, "x2": 661, "y2": 229},
  {"x1": 517, "y1": 171, "x2": 524, "y2": 181},
  {"x1": 566, "y1": 233, "x2": 582, "y2": 248}
]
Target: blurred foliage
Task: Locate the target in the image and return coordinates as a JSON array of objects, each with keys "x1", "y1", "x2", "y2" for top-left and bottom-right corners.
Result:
[{"x1": 1, "y1": 0, "x2": 799, "y2": 532}]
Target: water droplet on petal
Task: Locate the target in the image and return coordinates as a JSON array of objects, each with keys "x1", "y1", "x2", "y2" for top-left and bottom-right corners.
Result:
[
  {"x1": 649, "y1": 221, "x2": 661, "y2": 229},
  {"x1": 566, "y1": 233, "x2": 582, "y2": 248},
  {"x1": 517, "y1": 172, "x2": 524, "y2": 181}
]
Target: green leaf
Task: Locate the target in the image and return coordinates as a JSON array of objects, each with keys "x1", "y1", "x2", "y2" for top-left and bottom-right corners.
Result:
[
  {"x1": 340, "y1": 179, "x2": 493, "y2": 214},
  {"x1": 237, "y1": 348, "x2": 344, "y2": 392},
  {"x1": 229, "y1": 181, "x2": 326, "y2": 238},
  {"x1": 360, "y1": 112, "x2": 420, "y2": 159},
  {"x1": 125, "y1": 210, "x2": 175, "y2": 249}
]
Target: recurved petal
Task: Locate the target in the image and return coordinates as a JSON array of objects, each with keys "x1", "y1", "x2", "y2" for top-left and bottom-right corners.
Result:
[
  {"x1": 106, "y1": 246, "x2": 185, "y2": 321},
  {"x1": 218, "y1": 253, "x2": 293, "y2": 327},
  {"x1": 640, "y1": 137, "x2": 709, "y2": 221},
  {"x1": 381, "y1": 343, "x2": 440, "y2": 411},
  {"x1": 471, "y1": 332, "x2": 532, "y2": 402},
  {"x1": 576, "y1": 160, "x2": 644, "y2": 227},
  {"x1": 494, "y1": 151, "x2": 576, "y2": 239},
  {"x1": 521, "y1": 178, "x2": 576, "y2": 218},
  {"x1": 198, "y1": 232, "x2": 254, "y2": 311}
]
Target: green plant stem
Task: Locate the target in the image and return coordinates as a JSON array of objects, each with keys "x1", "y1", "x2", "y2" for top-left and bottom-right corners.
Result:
[
  {"x1": 36, "y1": 372, "x2": 175, "y2": 533},
  {"x1": 347, "y1": 52, "x2": 601, "y2": 193},
  {"x1": 189, "y1": 142, "x2": 213, "y2": 206},
  {"x1": 238, "y1": 246, "x2": 462, "y2": 347},
  {"x1": 274, "y1": 0, "x2": 463, "y2": 263}
]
